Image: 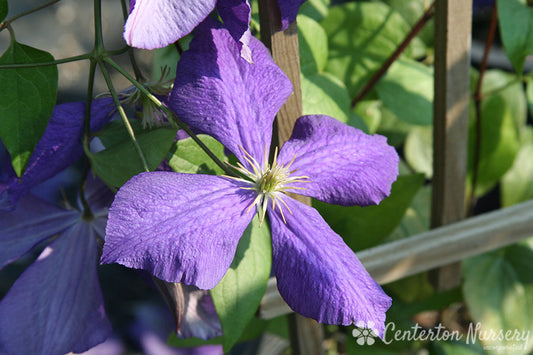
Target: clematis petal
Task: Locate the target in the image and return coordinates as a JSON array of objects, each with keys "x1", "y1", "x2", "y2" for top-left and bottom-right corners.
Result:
[
  {"x1": 170, "y1": 20, "x2": 292, "y2": 167},
  {"x1": 217, "y1": 0, "x2": 253, "y2": 63},
  {"x1": 1, "y1": 98, "x2": 114, "y2": 210},
  {"x1": 278, "y1": 0, "x2": 307, "y2": 30},
  {"x1": 0, "y1": 222, "x2": 111, "y2": 354},
  {"x1": 267, "y1": 197, "x2": 391, "y2": 337},
  {"x1": 101, "y1": 172, "x2": 256, "y2": 289},
  {"x1": 124, "y1": 0, "x2": 217, "y2": 49},
  {"x1": 0, "y1": 193, "x2": 78, "y2": 270},
  {"x1": 277, "y1": 115, "x2": 399, "y2": 206}
]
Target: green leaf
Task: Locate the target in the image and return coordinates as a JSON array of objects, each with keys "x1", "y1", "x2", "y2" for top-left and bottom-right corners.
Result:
[
  {"x1": 89, "y1": 127, "x2": 176, "y2": 188},
  {"x1": 315, "y1": 174, "x2": 425, "y2": 251},
  {"x1": 353, "y1": 100, "x2": 382, "y2": 134},
  {"x1": 497, "y1": 0, "x2": 533, "y2": 74},
  {"x1": 376, "y1": 59, "x2": 433, "y2": 126},
  {"x1": 167, "y1": 135, "x2": 226, "y2": 175},
  {"x1": 463, "y1": 242, "x2": 533, "y2": 354},
  {"x1": 0, "y1": 0, "x2": 7, "y2": 22},
  {"x1": 384, "y1": 0, "x2": 435, "y2": 48},
  {"x1": 322, "y1": 1, "x2": 424, "y2": 97},
  {"x1": 211, "y1": 216, "x2": 272, "y2": 352},
  {"x1": 388, "y1": 185, "x2": 431, "y2": 242},
  {"x1": 501, "y1": 127, "x2": 533, "y2": 207},
  {"x1": 482, "y1": 70, "x2": 526, "y2": 133},
  {"x1": 299, "y1": 0, "x2": 330, "y2": 22},
  {"x1": 301, "y1": 71, "x2": 368, "y2": 131},
  {"x1": 404, "y1": 126, "x2": 433, "y2": 178},
  {"x1": 468, "y1": 71, "x2": 523, "y2": 196},
  {"x1": 0, "y1": 41, "x2": 58, "y2": 176},
  {"x1": 298, "y1": 14, "x2": 328, "y2": 76}
]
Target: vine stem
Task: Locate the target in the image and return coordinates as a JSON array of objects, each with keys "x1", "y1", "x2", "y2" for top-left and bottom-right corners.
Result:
[
  {"x1": 0, "y1": 0, "x2": 61, "y2": 32},
  {"x1": 104, "y1": 56, "x2": 237, "y2": 177},
  {"x1": 350, "y1": 1, "x2": 436, "y2": 108},
  {"x1": 469, "y1": 4, "x2": 498, "y2": 216},
  {"x1": 98, "y1": 60, "x2": 151, "y2": 173}
]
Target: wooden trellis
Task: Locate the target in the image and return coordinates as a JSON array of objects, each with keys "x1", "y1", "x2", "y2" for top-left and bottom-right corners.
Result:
[{"x1": 257, "y1": 0, "x2": 530, "y2": 353}]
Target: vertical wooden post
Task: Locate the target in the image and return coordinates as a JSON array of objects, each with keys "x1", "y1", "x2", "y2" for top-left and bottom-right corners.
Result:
[
  {"x1": 431, "y1": 0, "x2": 472, "y2": 290},
  {"x1": 258, "y1": 0, "x2": 324, "y2": 354}
]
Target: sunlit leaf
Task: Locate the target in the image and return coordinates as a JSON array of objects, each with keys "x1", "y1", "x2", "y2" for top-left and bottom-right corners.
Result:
[
  {"x1": 298, "y1": 14, "x2": 328, "y2": 76},
  {"x1": 501, "y1": 127, "x2": 533, "y2": 207},
  {"x1": 167, "y1": 135, "x2": 226, "y2": 175},
  {"x1": 376, "y1": 59, "x2": 433, "y2": 126},
  {"x1": 322, "y1": 1, "x2": 424, "y2": 97},
  {"x1": 497, "y1": 0, "x2": 533, "y2": 74},
  {"x1": 315, "y1": 174, "x2": 425, "y2": 251},
  {"x1": 299, "y1": 0, "x2": 330, "y2": 22},
  {"x1": 405, "y1": 126, "x2": 433, "y2": 178},
  {"x1": 211, "y1": 216, "x2": 272, "y2": 352},
  {"x1": 0, "y1": 41, "x2": 58, "y2": 176},
  {"x1": 468, "y1": 71, "x2": 523, "y2": 196},
  {"x1": 463, "y1": 242, "x2": 533, "y2": 354}
]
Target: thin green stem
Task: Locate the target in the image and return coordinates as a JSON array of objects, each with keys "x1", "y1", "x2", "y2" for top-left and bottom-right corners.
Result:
[
  {"x1": 104, "y1": 57, "x2": 236, "y2": 177},
  {"x1": 98, "y1": 60, "x2": 150, "y2": 172},
  {"x1": 84, "y1": 60, "x2": 98, "y2": 138},
  {"x1": 0, "y1": 53, "x2": 92, "y2": 69},
  {"x1": 0, "y1": 0, "x2": 61, "y2": 32},
  {"x1": 94, "y1": 0, "x2": 104, "y2": 50}
]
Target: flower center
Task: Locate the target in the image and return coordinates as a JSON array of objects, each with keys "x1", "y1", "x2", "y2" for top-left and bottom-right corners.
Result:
[{"x1": 227, "y1": 146, "x2": 310, "y2": 224}]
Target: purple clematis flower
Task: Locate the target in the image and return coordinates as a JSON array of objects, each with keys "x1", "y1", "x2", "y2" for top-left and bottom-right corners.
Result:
[
  {"x1": 0, "y1": 175, "x2": 113, "y2": 354},
  {"x1": 102, "y1": 20, "x2": 398, "y2": 337},
  {"x1": 0, "y1": 98, "x2": 114, "y2": 211},
  {"x1": 123, "y1": 0, "x2": 306, "y2": 62}
]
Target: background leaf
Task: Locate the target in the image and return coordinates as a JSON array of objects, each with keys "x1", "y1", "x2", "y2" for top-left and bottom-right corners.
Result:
[
  {"x1": 501, "y1": 127, "x2": 533, "y2": 207},
  {"x1": 298, "y1": 14, "x2": 328, "y2": 77},
  {"x1": 315, "y1": 174, "x2": 425, "y2": 251},
  {"x1": 376, "y1": 59, "x2": 433, "y2": 126},
  {"x1": 322, "y1": 1, "x2": 424, "y2": 97},
  {"x1": 89, "y1": 126, "x2": 176, "y2": 188},
  {"x1": 0, "y1": 41, "x2": 58, "y2": 176},
  {"x1": 497, "y1": 0, "x2": 533, "y2": 74},
  {"x1": 468, "y1": 71, "x2": 523, "y2": 196},
  {"x1": 210, "y1": 216, "x2": 272, "y2": 352},
  {"x1": 299, "y1": 0, "x2": 329, "y2": 22},
  {"x1": 405, "y1": 126, "x2": 433, "y2": 178},
  {"x1": 463, "y1": 242, "x2": 533, "y2": 354}
]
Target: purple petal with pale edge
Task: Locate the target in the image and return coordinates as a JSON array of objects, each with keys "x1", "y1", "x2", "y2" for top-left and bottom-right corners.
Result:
[
  {"x1": 170, "y1": 20, "x2": 292, "y2": 167},
  {"x1": 278, "y1": 0, "x2": 306, "y2": 30},
  {"x1": 124, "y1": 0, "x2": 217, "y2": 49},
  {"x1": 217, "y1": 0, "x2": 253, "y2": 63},
  {"x1": 268, "y1": 197, "x2": 391, "y2": 337},
  {"x1": 0, "y1": 222, "x2": 112, "y2": 355},
  {"x1": 0, "y1": 193, "x2": 78, "y2": 270},
  {"x1": 1, "y1": 98, "x2": 114, "y2": 210},
  {"x1": 277, "y1": 115, "x2": 399, "y2": 206},
  {"x1": 101, "y1": 172, "x2": 256, "y2": 289},
  {"x1": 180, "y1": 285, "x2": 222, "y2": 340}
]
